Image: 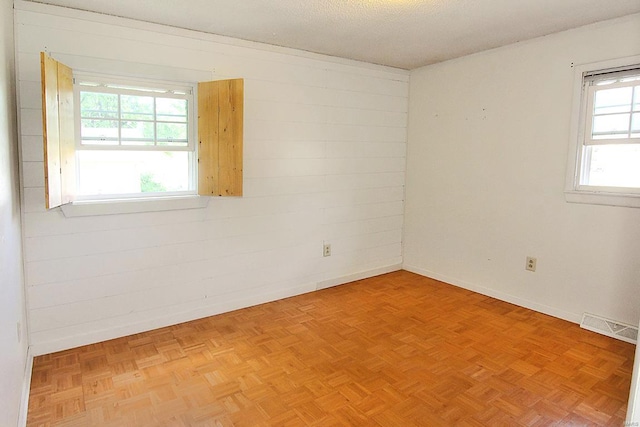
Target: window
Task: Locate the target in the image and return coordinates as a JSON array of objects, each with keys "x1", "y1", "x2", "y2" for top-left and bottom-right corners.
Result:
[
  {"x1": 566, "y1": 56, "x2": 640, "y2": 208},
  {"x1": 75, "y1": 75, "x2": 196, "y2": 199},
  {"x1": 40, "y1": 52, "x2": 244, "y2": 211}
]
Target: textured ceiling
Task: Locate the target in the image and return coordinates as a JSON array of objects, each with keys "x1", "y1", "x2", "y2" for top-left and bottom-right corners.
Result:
[{"x1": 25, "y1": 0, "x2": 640, "y2": 69}]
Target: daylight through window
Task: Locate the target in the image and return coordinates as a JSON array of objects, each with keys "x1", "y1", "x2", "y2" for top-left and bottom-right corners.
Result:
[
  {"x1": 74, "y1": 76, "x2": 196, "y2": 199},
  {"x1": 579, "y1": 69, "x2": 640, "y2": 190}
]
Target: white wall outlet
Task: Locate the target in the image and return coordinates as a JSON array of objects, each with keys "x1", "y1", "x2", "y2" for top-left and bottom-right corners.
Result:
[
  {"x1": 526, "y1": 256, "x2": 537, "y2": 272},
  {"x1": 323, "y1": 243, "x2": 331, "y2": 257}
]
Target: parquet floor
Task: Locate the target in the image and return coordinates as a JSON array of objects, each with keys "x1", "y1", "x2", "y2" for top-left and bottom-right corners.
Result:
[{"x1": 27, "y1": 271, "x2": 636, "y2": 426}]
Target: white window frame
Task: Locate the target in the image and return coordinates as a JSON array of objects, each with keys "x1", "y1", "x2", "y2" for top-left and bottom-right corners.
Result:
[
  {"x1": 73, "y1": 73, "x2": 198, "y2": 202},
  {"x1": 565, "y1": 55, "x2": 640, "y2": 208}
]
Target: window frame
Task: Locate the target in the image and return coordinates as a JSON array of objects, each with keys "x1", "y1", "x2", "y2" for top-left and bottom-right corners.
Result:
[
  {"x1": 565, "y1": 55, "x2": 640, "y2": 208},
  {"x1": 72, "y1": 73, "x2": 198, "y2": 201}
]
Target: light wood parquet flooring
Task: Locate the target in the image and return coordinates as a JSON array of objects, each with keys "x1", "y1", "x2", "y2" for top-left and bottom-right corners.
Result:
[{"x1": 27, "y1": 271, "x2": 636, "y2": 426}]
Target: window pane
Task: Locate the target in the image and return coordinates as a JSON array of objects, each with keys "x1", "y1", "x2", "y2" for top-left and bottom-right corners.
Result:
[
  {"x1": 121, "y1": 121, "x2": 154, "y2": 144},
  {"x1": 632, "y1": 113, "x2": 640, "y2": 138},
  {"x1": 121, "y1": 95, "x2": 154, "y2": 121},
  {"x1": 80, "y1": 119, "x2": 119, "y2": 145},
  {"x1": 592, "y1": 114, "x2": 630, "y2": 139},
  {"x1": 583, "y1": 144, "x2": 640, "y2": 188},
  {"x1": 593, "y1": 87, "x2": 632, "y2": 115},
  {"x1": 157, "y1": 122, "x2": 187, "y2": 144},
  {"x1": 634, "y1": 86, "x2": 640, "y2": 112},
  {"x1": 77, "y1": 150, "x2": 191, "y2": 196},
  {"x1": 156, "y1": 98, "x2": 187, "y2": 122},
  {"x1": 80, "y1": 92, "x2": 118, "y2": 119}
]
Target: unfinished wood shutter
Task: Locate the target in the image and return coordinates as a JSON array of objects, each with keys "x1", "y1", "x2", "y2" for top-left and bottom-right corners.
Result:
[
  {"x1": 198, "y1": 79, "x2": 243, "y2": 197},
  {"x1": 41, "y1": 52, "x2": 75, "y2": 209}
]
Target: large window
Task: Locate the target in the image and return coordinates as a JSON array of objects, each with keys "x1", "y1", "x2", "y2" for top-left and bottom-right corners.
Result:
[
  {"x1": 75, "y1": 75, "x2": 196, "y2": 199},
  {"x1": 566, "y1": 57, "x2": 640, "y2": 207},
  {"x1": 40, "y1": 52, "x2": 244, "y2": 212}
]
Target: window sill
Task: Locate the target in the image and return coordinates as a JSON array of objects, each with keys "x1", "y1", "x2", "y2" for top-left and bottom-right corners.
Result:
[
  {"x1": 60, "y1": 195, "x2": 209, "y2": 217},
  {"x1": 565, "y1": 190, "x2": 640, "y2": 208}
]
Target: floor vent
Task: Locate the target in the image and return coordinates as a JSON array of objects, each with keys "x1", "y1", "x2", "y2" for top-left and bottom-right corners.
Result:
[{"x1": 580, "y1": 313, "x2": 637, "y2": 344}]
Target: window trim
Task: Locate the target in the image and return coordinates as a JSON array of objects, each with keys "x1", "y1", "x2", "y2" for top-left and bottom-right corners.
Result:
[
  {"x1": 564, "y1": 55, "x2": 640, "y2": 208},
  {"x1": 60, "y1": 195, "x2": 209, "y2": 217}
]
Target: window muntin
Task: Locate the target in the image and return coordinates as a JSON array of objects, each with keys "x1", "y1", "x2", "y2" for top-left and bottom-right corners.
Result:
[
  {"x1": 74, "y1": 75, "x2": 196, "y2": 200},
  {"x1": 576, "y1": 68, "x2": 640, "y2": 194},
  {"x1": 586, "y1": 76, "x2": 640, "y2": 142},
  {"x1": 77, "y1": 77, "x2": 192, "y2": 149}
]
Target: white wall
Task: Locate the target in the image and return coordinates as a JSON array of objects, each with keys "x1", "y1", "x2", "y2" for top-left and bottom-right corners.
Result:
[
  {"x1": 0, "y1": 0, "x2": 29, "y2": 425},
  {"x1": 404, "y1": 14, "x2": 640, "y2": 326},
  {"x1": 14, "y1": 1, "x2": 408, "y2": 355}
]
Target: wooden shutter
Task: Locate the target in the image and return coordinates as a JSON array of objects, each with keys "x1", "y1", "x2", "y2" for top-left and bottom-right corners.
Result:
[
  {"x1": 198, "y1": 79, "x2": 243, "y2": 197},
  {"x1": 41, "y1": 52, "x2": 75, "y2": 209}
]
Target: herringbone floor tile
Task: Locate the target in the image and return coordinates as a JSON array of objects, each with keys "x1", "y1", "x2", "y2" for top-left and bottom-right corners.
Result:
[{"x1": 27, "y1": 271, "x2": 636, "y2": 426}]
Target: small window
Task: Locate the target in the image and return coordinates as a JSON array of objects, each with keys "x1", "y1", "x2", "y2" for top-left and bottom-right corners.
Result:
[
  {"x1": 566, "y1": 57, "x2": 640, "y2": 208},
  {"x1": 74, "y1": 75, "x2": 196, "y2": 200},
  {"x1": 41, "y1": 52, "x2": 244, "y2": 212}
]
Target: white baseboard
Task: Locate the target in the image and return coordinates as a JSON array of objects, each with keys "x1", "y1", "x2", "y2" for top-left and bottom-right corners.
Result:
[
  {"x1": 30, "y1": 281, "x2": 318, "y2": 356},
  {"x1": 403, "y1": 264, "x2": 582, "y2": 324},
  {"x1": 17, "y1": 346, "x2": 34, "y2": 427},
  {"x1": 31, "y1": 264, "x2": 404, "y2": 356},
  {"x1": 316, "y1": 263, "x2": 403, "y2": 291},
  {"x1": 32, "y1": 263, "x2": 576, "y2": 357}
]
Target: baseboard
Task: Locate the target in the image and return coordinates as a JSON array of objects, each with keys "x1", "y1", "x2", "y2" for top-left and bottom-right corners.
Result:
[
  {"x1": 30, "y1": 264, "x2": 404, "y2": 355},
  {"x1": 17, "y1": 346, "x2": 34, "y2": 427},
  {"x1": 33, "y1": 263, "x2": 572, "y2": 357},
  {"x1": 403, "y1": 264, "x2": 582, "y2": 324},
  {"x1": 316, "y1": 263, "x2": 403, "y2": 291},
  {"x1": 30, "y1": 281, "x2": 318, "y2": 356}
]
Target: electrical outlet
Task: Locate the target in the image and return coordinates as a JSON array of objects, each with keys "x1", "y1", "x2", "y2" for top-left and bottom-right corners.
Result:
[
  {"x1": 323, "y1": 243, "x2": 331, "y2": 257},
  {"x1": 525, "y1": 256, "x2": 537, "y2": 272}
]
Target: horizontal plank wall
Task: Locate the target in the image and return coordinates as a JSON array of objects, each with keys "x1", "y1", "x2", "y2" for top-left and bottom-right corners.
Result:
[
  {"x1": 14, "y1": 1, "x2": 408, "y2": 355},
  {"x1": 404, "y1": 14, "x2": 640, "y2": 327}
]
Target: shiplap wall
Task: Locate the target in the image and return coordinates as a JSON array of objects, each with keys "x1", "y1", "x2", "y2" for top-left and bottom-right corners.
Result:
[{"x1": 15, "y1": 1, "x2": 408, "y2": 355}]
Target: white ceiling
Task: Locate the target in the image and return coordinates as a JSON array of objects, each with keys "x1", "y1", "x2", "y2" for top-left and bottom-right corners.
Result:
[{"x1": 26, "y1": 0, "x2": 640, "y2": 69}]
